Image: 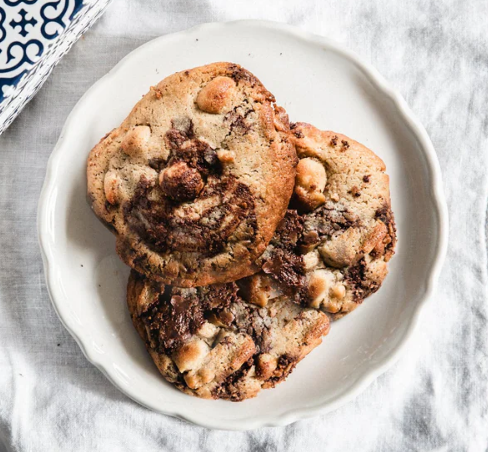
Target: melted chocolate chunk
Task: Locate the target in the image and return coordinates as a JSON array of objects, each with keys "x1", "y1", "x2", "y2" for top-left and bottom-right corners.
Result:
[
  {"x1": 271, "y1": 210, "x2": 303, "y2": 249},
  {"x1": 300, "y1": 202, "x2": 361, "y2": 245},
  {"x1": 262, "y1": 248, "x2": 304, "y2": 289},
  {"x1": 124, "y1": 174, "x2": 257, "y2": 255},
  {"x1": 164, "y1": 126, "x2": 220, "y2": 177},
  {"x1": 148, "y1": 158, "x2": 166, "y2": 171},
  {"x1": 200, "y1": 283, "x2": 239, "y2": 311},
  {"x1": 375, "y1": 205, "x2": 393, "y2": 226},
  {"x1": 230, "y1": 115, "x2": 251, "y2": 134},
  {"x1": 141, "y1": 287, "x2": 205, "y2": 354},
  {"x1": 211, "y1": 359, "x2": 254, "y2": 401},
  {"x1": 224, "y1": 107, "x2": 254, "y2": 135},
  {"x1": 345, "y1": 258, "x2": 380, "y2": 303},
  {"x1": 140, "y1": 281, "x2": 242, "y2": 355},
  {"x1": 228, "y1": 64, "x2": 256, "y2": 86},
  {"x1": 165, "y1": 129, "x2": 187, "y2": 150},
  {"x1": 226, "y1": 301, "x2": 269, "y2": 352},
  {"x1": 160, "y1": 162, "x2": 204, "y2": 202},
  {"x1": 258, "y1": 211, "x2": 306, "y2": 290},
  {"x1": 130, "y1": 120, "x2": 260, "y2": 254},
  {"x1": 171, "y1": 117, "x2": 194, "y2": 139},
  {"x1": 375, "y1": 204, "x2": 397, "y2": 253},
  {"x1": 265, "y1": 354, "x2": 298, "y2": 386}
]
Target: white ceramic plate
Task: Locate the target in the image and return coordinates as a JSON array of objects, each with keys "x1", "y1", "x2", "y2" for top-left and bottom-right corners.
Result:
[{"x1": 38, "y1": 20, "x2": 448, "y2": 430}]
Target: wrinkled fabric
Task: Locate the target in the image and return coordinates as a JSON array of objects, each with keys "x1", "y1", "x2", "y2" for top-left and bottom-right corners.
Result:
[{"x1": 0, "y1": 1, "x2": 487, "y2": 451}]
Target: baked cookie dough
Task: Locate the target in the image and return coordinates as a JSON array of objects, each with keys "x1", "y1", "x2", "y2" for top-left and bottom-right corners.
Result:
[
  {"x1": 240, "y1": 123, "x2": 396, "y2": 319},
  {"x1": 127, "y1": 271, "x2": 329, "y2": 401},
  {"x1": 87, "y1": 62, "x2": 296, "y2": 287}
]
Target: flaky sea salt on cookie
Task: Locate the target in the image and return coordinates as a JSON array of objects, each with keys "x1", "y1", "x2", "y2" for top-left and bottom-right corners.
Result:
[{"x1": 87, "y1": 62, "x2": 297, "y2": 287}]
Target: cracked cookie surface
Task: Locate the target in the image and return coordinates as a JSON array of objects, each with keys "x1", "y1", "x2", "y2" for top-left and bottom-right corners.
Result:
[
  {"x1": 240, "y1": 123, "x2": 397, "y2": 320},
  {"x1": 127, "y1": 270, "x2": 329, "y2": 401},
  {"x1": 87, "y1": 62, "x2": 296, "y2": 287}
]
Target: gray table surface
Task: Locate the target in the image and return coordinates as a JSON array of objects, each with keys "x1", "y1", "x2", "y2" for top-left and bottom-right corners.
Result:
[{"x1": 0, "y1": 1, "x2": 487, "y2": 451}]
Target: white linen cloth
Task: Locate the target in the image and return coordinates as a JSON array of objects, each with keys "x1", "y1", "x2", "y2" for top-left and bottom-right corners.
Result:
[{"x1": 0, "y1": 1, "x2": 487, "y2": 450}]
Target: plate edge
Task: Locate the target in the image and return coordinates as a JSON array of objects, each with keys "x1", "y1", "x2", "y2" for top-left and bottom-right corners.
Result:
[{"x1": 37, "y1": 19, "x2": 449, "y2": 431}]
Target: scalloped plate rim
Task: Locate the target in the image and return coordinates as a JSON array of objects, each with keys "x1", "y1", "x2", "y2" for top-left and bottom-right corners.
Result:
[{"x1": 37, "y1": 20, "x2": 448, "y2": 431}]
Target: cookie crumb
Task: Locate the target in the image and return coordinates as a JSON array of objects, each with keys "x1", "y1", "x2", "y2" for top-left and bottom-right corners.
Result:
[
  {"x1": 350, "y1": 186, "x2": 361, "y2": 197},
  {"x1": 150, "y1": 86, "x2": 162, "y2": 99}
]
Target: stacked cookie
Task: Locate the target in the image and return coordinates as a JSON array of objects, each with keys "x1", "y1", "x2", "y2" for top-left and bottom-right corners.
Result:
[{"x1": 87, "y1": 63, "x2": 396, "y2": 401}]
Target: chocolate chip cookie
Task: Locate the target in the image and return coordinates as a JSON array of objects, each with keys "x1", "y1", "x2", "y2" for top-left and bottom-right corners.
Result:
[
  {"x1": 87, "y1": 63, "x2": 296, "y2": 287},
  {"x1": 239, "y1": 123, "x2": 396, "y2": 320},
  {"x1": 127, "y1": 270, "x2": 329, "y2": 401}
]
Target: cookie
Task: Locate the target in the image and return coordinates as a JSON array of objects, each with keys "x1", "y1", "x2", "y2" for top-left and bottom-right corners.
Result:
[
  {"x1": 127, "y1": 270, "x2": 329, "y2": 401},
  {"x1": 87, "y1": 62, "x2": 296, "y2": 287},
  {"x1": 240, "y1": 123, "x2": 396, "y2": 320}
]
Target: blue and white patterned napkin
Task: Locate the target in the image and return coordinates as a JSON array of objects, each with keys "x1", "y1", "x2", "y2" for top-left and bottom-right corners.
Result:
[{"x1": 0, "y1": 0, "x2": 111, "y2": 135}]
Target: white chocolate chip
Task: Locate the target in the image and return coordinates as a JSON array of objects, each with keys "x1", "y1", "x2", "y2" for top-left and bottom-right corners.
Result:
[
  {"x1": 103, "y1": 171, "x2": 121, "y2": 205},
  {"x1": 331, "y1": 284, "x2": 346, "y2": 299},
  {"x1": 172, "y1": 339, "x2": 210, "y2": 373},
  {"x1": 216, "y1": 149, "x2": 236, "y2": 163},
  {"x1": 306, "y1": 269, "x2": 335, "y2": 309},
  {"x1": 197, "y1": 322, "x2": 219, "y2": 340},
  {"x1": 303, "y1": 251, "x2": 321, "y2": 271},
  {"x1": 294, "y1": 158, "x2": 327, "y2": 210},
  {"x1": 121, "y1": 125, "x2": 151, "y2": 156},
  {"x1": 196, "y1": 76, "x2": 236, "y2": 114}
]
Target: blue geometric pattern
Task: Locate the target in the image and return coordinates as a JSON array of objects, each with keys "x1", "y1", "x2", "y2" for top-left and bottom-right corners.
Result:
[
  {"x1": 9, "y1": 8, "x2": 38, "y2": 38},
  {"x1": 0, "y1": 0, "x2": 83, "y2": 102},
  {"x1": 0, "y1": 0, "x2": 111, "y2": 135}
]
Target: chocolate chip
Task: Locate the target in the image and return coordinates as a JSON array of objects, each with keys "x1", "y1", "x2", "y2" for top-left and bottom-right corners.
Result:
[
  {"x1": 272, "y1": 211, "x2": 303, "y2": 249},
  {"x1": 345, "y1": 258, "x2": 380, "y2": 303},
  {"x1": 212, "y1": 359, "x2": 254, "y2": 401},
  {"x1": 350, "y1": 186, "x2": 361, "y2": 197},
  {"x1": 148, "y1": 158, "x2": 166, "y2": 171},
  {"x1": 141, "y1": 288, "x2": 205, "y2": 353},
  {"x1": 262, "y1": 248, "x2": 304, "y2": 289}
]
